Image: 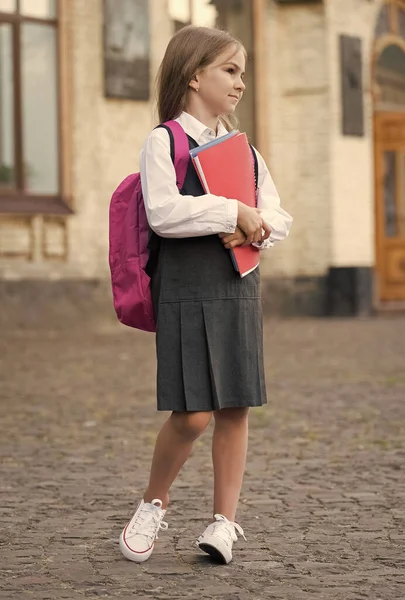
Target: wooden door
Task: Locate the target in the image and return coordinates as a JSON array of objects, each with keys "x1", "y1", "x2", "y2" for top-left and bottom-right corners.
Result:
[{"x1": 375, "y1": 112, "x2": 405, "y2": 301}]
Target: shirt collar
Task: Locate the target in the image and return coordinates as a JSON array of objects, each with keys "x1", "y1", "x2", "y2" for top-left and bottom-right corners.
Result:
[{"x1": 175, "y1": 111, "x2": 229, "y2": 143}]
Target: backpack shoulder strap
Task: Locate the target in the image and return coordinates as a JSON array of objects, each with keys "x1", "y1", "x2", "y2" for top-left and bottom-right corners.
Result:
[{"x1": 156, "y1": 121, "x2": 189, "y2": 190}]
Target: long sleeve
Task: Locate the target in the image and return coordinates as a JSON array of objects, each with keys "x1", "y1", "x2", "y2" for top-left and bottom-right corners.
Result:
[
  {"x1": 140, "y1": 128, "x2": 238, "y2": 238},
  {"x1": 252, "y1": 147, "x2": 293, "y2": 250}
]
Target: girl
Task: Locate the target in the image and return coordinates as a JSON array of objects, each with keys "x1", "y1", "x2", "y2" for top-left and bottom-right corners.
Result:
[{"x1": 119, "y1": 25, "x2": 292, "y2": 565}]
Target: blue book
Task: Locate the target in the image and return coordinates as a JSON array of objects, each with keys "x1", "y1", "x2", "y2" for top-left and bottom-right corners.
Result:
[{"x1": 189, "y1": 129, "x2": 239, "y2": 158}]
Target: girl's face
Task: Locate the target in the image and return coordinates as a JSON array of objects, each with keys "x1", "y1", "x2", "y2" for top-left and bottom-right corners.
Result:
[{"x1": 192, "y1": 46, "x2": 246, "y2": 116}]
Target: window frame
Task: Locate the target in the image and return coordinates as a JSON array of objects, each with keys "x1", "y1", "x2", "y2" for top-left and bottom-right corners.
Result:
[{"x1": 0, "y1": 0, "x2": 72, "y2": 215}]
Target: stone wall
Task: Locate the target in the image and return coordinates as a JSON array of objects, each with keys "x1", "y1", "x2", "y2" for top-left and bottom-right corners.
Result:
[
  {"x1": 326, "y1": 0, "x2": 382, "y2": 270},
  {"x1": 262, "y1": 1, "x2": 330, "y2": 281}
]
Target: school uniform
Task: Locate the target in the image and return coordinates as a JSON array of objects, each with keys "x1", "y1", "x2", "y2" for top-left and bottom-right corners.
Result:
[{"x1": 140, "y1": 112, "x2": 292, "y2": 412}]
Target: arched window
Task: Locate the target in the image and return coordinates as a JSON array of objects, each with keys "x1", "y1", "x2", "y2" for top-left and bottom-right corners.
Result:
[
  {"x1": 375, "y1": 43, "x2": 405, "y2": 106},
  {"x1": 374, "y1": 0, "x2": 405, "y2": 109}
]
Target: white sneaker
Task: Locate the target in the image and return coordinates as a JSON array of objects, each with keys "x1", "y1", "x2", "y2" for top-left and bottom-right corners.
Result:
[
  {"x1": 196, "y1": 514, "x2": 246, "y2": 564},
  {"x1": 119, "y1": 498, "x2": 168, "y2": 563}
]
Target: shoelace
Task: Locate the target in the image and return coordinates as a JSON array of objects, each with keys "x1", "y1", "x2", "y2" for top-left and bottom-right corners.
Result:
[
  {"x1": 127, "y1": 500, "x2": 168, "y2": 541},
  {"x1": 209, "y1": 514, "x2": 247, "y2": 543}
]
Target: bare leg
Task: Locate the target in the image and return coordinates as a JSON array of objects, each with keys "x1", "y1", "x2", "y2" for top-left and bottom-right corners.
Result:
[
  {"x1": 212, "y1": 407, "x2": 249, "y2": 521},
  {"x1": 144, "y1": 411, "x2": 212, "y2": 508}
]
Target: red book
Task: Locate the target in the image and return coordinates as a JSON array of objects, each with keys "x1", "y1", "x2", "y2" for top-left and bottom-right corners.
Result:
[{"x1": 190, "y1": 132, "x2": 260, "y2": 277}]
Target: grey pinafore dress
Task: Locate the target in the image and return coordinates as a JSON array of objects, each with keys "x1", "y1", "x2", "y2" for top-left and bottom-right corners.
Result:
[{"x1": 148, "y1": 134, "x2": 267, "y2": 412}]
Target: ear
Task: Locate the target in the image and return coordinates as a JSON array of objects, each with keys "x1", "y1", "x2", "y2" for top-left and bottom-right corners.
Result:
[{"x1": 188, "y1": 74, "x2": 199, "y2": 91}]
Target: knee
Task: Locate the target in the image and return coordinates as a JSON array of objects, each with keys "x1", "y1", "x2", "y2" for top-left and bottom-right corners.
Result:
[
  {"x1": 171, "y1": 411, "x2": 212, "y2": 441},
  {"x1": 214, "y1": 407, "x2": 249, "y2": 427}
]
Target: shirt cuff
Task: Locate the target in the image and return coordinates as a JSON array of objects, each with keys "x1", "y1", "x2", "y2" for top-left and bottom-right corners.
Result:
[
  {"x1": 252, "y1": 238, "x2": 274, "y2": 250},
  {"x1": 224, "y1": 199, "x2": 238, "y2": 233}
]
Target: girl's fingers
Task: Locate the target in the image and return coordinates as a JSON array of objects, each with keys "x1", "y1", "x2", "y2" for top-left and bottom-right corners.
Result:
[
  {"x1": 221, "y1": 234, "x2": 234, "y2": 244},
  {"x1": 225, "y1": 239, "x2": 244, "y2": 249},
  {"x1": 252, "y1": 229, "x2": 262, "y2": 244},
  {"x1": 261, "y1": 220, "x2": 271, "y2": 240},
  {"x1": 222, "y1": 234, "x2": 246, "y2": 245}
]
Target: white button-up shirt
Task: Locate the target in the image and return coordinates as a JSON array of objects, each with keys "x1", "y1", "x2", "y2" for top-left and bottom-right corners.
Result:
[{"x1": 140, "y1": 111, "x2": 292, "y2": 249}]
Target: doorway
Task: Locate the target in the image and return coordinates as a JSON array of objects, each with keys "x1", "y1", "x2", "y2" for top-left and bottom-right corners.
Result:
[{"x1": 374, "y1": 2, "x2": 405, "y2": 301}]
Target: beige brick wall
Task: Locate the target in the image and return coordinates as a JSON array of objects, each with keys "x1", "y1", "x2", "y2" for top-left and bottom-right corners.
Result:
[
  {"x1": 326, "y1": 0, "x2": 382, "y2": 268},
  {"x1": 262, "y1": 1, "x2": 330, "y2": 279}
]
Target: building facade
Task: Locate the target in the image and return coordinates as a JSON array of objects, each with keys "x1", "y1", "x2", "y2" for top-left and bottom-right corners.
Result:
[{"x1": 0, "y1": 0, "x2": 404, "y2": 316}]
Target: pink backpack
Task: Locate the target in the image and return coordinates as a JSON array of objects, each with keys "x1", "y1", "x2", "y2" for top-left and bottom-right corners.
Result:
[{"x1": 109, "y1": 121, "x2": 189, "y2": 332}]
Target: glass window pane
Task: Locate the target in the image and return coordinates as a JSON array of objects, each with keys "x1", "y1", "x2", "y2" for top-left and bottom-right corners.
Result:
[
  {"x1": 104, "y1": 0, "x2": 150, "y2": 100},
  {"x1": 168, "y1": 0, "x2": 190, "y2": 26},
  {"x1": 21, "y1": 23, "x2": 58, "y2": 194},
  {"x1": 375, "y1": 4, "x2": 390, "y2": 38},
  {"x1": 168, "y1": 0, "x2": 218, "y2": 29},
  {"x1": 0, "y1": 23, "x2": 15, "y2": 189},
  {"x1": 384, "y1": 151, "x2": 397, "y2": 238},
  {"x1": 191, "y1": 0, "x2": 217, "y2": 27},
  {"x1": 399, "y1": 7, "x2": 405, "y2": 40},
  {"x1": 375, "y1": 44, "x2": 405, "y2": 107},
  {"x1": 20, "y1": 0, "x2": 56, "y2": 19},
  {"x1": 0, "y1": 0, "x2": 16, "y2": 12}
]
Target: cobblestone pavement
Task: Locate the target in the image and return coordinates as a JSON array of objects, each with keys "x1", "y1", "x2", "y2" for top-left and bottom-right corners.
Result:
[{"x1": 1, "y1": 316, "x2": 405, "y2": 600}]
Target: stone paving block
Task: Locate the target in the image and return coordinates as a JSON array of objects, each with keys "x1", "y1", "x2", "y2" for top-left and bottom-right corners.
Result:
[
  {"x1": 141, "y1": 564, "x2": 194, "y2": 575},
  {"x1": 239, "y1": 560, "x2": 284, "y2": 570},
  {"x1": 389, "y1": 533, "x2": 405, "y2": 541},
  {"x1": 344, "y1": 492, "x2": 382, "y2": 500}
]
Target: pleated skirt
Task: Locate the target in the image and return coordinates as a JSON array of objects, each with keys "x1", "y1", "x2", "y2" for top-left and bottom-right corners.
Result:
[{"x1": 150, "y1": 235, "x2": 267, "y2": 412}]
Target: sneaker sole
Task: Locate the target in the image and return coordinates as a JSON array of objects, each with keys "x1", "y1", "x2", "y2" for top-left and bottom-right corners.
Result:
[{"x1": 198, "y1": 542, "x2": 231, "y2": 564}]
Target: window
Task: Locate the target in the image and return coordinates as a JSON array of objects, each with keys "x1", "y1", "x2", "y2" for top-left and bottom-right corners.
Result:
[
  {"x1": 0, "y1": 0, "x2": 68, "y2": 214},
  {"x1": 167, "y1": 0, "x2": 256, "y2": 145},
  {"x1": 168, "y1": 0, "x2": 217, "y2": 30},
  {"x1": 375, "y1": 44, "x2": 405, "y2": 107},
  {"x1": 103, "y1": 0, "x2": 150, "y2": 101},
  {"x1": 375, "y1": 0, "x2": 405, "y2": 38}
]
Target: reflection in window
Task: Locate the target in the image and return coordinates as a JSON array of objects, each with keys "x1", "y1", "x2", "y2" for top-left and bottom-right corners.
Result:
[
  {"x1": 399, "y1": 6, "x2": 405, "y2": 40},
  {"x1": 191, "y1": 0, "x2": 217, "y2": 27},
  {"x1": 168, "y1": 0, "x2": 190, "y2": 28},
  {"x1": 375, "y1": 44, "x2": 405, "y2": 107},
  {"x1": 0, "y1": 0, "x2": 16, "y2": 12},
  {"x1": 103, "y1": 0, "x2": 150, "y2": 101},
  {"x1": 21, "y1": 23, "x2": 58, "y2": 193},
  {"x1": 168, "y1": 0, "x2": 217, "y2": 30},
  {"x1": 0, "y1": 24, "x2": 14, "y2": 188},
  {"x1": 20, "y1": 0, "x2": 56, "y2": 18},
  {"x1": 384, "y1": 151, "x2": 397, "y2": 238},
  {"x1": 375, "y1": 3, "x2": 390, "y2": 38}
]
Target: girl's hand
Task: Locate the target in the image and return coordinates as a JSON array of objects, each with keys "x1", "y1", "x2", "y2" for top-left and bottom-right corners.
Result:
[
  {"x1": 237, "y1": 203, "x2": 271, "y2": 244},
  {"x1": 219, "y1": 227, "x2": 247, "y2": 249}
]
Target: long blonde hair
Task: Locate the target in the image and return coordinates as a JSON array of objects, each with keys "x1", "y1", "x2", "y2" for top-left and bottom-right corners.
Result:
[{"x1": 156, "y1": 25, "x2": 246, "y2": 130}]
